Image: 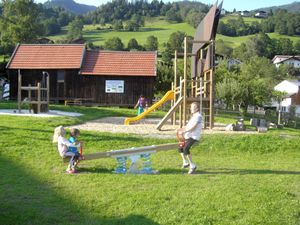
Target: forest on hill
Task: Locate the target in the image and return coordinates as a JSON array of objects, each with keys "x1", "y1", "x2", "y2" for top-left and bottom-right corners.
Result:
[{"x1": 44, "y1": 0, "x2": 96, "y2": 15}]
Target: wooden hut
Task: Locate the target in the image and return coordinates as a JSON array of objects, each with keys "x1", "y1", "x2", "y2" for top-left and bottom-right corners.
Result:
[{"x1": 6, "y1": 44, "x2": 157, "y2": 106}]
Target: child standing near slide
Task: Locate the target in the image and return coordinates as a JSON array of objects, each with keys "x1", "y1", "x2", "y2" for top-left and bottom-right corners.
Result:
[
  {"x1": 53, "y1": 126, "x2": 81, "y2": 174},
  {"x1": 134, "y1": 95, "x2": 148, "y2": 115}
]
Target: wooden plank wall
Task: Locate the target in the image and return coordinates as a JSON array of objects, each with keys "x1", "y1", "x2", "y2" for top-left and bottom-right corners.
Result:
[{"x1": 8, "y1": 69, "x2": 155, "y2": 106}]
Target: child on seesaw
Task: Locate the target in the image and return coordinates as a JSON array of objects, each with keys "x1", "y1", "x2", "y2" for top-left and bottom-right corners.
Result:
[
  {"x1": 53, "y1": 126, "x2": 81, "y2": 174},
  {"x1": 177, "y1": 102, "x2": 202, "y2": 174},
  {"x1": 69, "y1": 128, "x2": 83, "y2": 160}
]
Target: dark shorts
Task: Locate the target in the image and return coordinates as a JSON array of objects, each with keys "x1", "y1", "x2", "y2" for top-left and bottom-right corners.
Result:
[{"x1": 178, "y1": 138, "x2": 198, "y2": 155}]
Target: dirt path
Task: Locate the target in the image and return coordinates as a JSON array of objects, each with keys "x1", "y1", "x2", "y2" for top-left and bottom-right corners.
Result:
[{"x1": 68, "y1": 117, "x2": 257, "y2": 139}]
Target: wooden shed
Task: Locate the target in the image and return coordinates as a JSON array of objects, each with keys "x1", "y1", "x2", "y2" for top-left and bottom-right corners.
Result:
[{"x1": 6, "y1": 44, "x2": 157, "y2": 106}]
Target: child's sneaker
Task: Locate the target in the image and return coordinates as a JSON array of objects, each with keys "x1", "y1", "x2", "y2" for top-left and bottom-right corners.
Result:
[
  {"x1": 188, "y1": 166, "x2": 197, "y2": 174},
  {"x1": 66, "y1": 169, "x2": 75, "y2": 174},
  {"x1": 182, "y1": 163, "x2": 189, "y2": 169}
]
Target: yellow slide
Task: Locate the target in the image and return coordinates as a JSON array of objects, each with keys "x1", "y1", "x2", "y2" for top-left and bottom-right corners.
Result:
[{"x1": 124, "y1": 90, "x2": 175, "y2": 125}]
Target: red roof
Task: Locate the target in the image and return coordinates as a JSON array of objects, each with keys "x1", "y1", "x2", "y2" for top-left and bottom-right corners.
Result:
[
  {"x1": 80, "y1": 51, "x2": 156, "y2": 76},
  {"x1": 7, "y1": 44, "x2": 85, "y2": 69}
]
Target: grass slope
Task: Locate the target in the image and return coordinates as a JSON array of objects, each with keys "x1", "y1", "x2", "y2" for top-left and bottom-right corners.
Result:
[
  {"x1": 0, "y1": 102, "x2": 299, "y2": 225},
  {"x1": 49, "y1": 16, "x2": 300, "y2": 51}
]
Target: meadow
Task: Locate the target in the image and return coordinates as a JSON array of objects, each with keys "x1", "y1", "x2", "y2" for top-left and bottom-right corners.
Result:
[
  {"x1": 0, "y1": 102, "x2": 299, "y2": 225},
  {"x1": 48, "y1": 15, "x2": 300, "y2": 52}
]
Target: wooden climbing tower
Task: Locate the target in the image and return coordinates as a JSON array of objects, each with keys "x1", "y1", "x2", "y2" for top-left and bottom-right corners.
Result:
[
  {"x1": 156, "y1": 1, "x2": 222, "y2": 130},
  {"x1": 17, "y1": 70, "x2": 50, "y2": 113}
]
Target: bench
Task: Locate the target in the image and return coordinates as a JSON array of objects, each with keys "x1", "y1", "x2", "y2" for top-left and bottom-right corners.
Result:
[{"x1": 64, "y1": 99, "x2": 82, "y2": 106}]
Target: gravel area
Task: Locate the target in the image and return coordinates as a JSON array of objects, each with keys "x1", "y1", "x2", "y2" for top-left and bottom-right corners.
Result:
[{"x1": 68, "y1": 117, "x2": 258, "y2": 139}]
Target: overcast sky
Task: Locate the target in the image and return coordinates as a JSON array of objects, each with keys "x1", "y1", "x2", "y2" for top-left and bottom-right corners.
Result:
[{"x1": 34, "y1": 0, "x2": 299, "y2": 11}]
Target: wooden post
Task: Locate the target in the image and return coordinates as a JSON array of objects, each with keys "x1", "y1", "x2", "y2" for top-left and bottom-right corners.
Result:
[
  {"x1": 210, "y1": 41, "x2": 215, "y2": 129},
  {"x1": 28, "y1": 84, "x2": 32, "y2": 113},
  {"x1": 183, "y1": 37, "x2": 188, "y2": 126},
  {"x1": 200, "y1": 77, "x2": 203, "y2": 115},
  {"x1": 37, "y1": 82, "x2": 41, "y2": 114},
  {"x1": 18, "y1": 70, "x2": 21, "y2": 113},
  {"x1": 179, "y1": 76, "x2": 183, "y2": 128},
  {"x1": 171, "y1": 82, "x2": 174, "y2": 124},
  {"x1": 47, "y1": 74, "x2": 50, "y2": 112},
  {"x1": 173, "y1": 50, "x2": 178, "y2": 125},
  {"x1": 209, "y1": 69, "x2": 213, "y2": 129}
]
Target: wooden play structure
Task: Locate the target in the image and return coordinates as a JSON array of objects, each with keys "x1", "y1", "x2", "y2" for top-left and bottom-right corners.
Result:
[
  {"x1": 158, "y1": 1, "x2": 222, "y2": 130},
  {"x1": 17, "y1": 70, "x2": 49, "y2": 113},
  {"x1": 123, "y1": 1, "x2": 222, "y2": 130}
]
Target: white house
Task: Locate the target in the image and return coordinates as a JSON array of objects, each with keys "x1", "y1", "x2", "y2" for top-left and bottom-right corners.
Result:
[
  {"x1": 241, "y1": 10, "x2": 250, "y2": 17},
  {"x1": 272, "y1": 55, "x2": 300, "y2": 68},
  {"x1": 255, "y1": 11, "x2": 268, "y2": 18},
  {"x1": 273, "y1": 80, "x2": 300, "y2": 115},
  {"x1": 228, "y1": 58, "x2": 242, "y2": 68}
]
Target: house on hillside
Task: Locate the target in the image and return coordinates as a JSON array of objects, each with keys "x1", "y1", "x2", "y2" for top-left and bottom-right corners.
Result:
[
  {"x1": 272, "y1": 80, "x2": 300, "y2": 115},
  {"x1": 228, "y1": 58, "x2": 242, "y2": 68},
  {"x1": 6, "y1": 44, "x2": 157, "y2": 106},
  {"x1": 240, "y1": 10, "x2": 250, "y2": 17},
  {"x1": 272, "y1": 55, "x2": 300, "y2": 69},
  {"x1": 254, "y1": 11, "x2": 268, "y2": 18}
]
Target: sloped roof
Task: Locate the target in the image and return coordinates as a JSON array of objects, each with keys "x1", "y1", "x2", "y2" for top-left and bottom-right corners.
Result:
[
  {"x1": 274, "y1": 80, "x2": 300, "y2": 96},
  {"x1": 272, "y1": 55, "x2": 300, "y2": 64},
  {"x1": 6, "y1": 44, "x2": 86, "y2": 69},
  {"x1": 80, "y1": 50, "x2": 156, "y2": 76}
]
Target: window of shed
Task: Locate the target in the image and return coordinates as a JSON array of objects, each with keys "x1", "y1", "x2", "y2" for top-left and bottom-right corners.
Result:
[{"x1": 57, "y1": 71, "x2": 65, "y2": 82}]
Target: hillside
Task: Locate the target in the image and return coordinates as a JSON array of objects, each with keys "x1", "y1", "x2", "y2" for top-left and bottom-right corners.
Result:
[
  {"x1": 48, "y1": 17, "x2": 300, "y2": 51},
  {"x1": 44, "y1": 0, "x2": 96, "y2": 15},
  {"x1": 254, "y1": 1, "x2": 300, "y2": 13}
]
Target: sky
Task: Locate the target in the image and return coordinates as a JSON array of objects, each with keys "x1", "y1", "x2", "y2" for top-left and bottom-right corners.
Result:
[{"x1": 34, "y1": 0, "x2": 299, "y2": 11}]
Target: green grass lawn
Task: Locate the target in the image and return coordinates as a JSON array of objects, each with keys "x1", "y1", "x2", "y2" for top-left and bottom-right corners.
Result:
[
  {"x1": 217, "y1": 33, "x2": 300, "y2": 48},
  {"x1": 220, "y1": 15, "x2": 262, "y2": 25},
  {"x1": 49, "y1": 18, "x2": 195, "y2": 50},
  {"x1": 48, "y1": 16, "x2": 300, "y2": 51},
  {"x1": 0, "y1": 102, "x2": 299, "y2": 225}
]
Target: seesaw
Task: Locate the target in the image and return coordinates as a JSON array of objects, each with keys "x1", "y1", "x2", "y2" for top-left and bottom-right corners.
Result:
[{"x1": 82, "y1": 143, "x2": 179, "y2": 174}]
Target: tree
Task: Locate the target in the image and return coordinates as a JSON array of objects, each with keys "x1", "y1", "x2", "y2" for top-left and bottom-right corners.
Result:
[
  {"x1": 144, "y1": 35, "x2": 158, "y2": 51},
  {"x1": 43, "y1": 18, "x2": 61, "y2": 35},
  {"x1": 168, "y1": 31, "x2": 186, "y2": 52},
  {"x1": 0, "y1": 0, "x2": 42, "y2": 47},
  {"x1": 127, "y1": 38, "x2": 140, "y2": 50},
  {"x1": 272, "y1": 90, "x2": 287, "y2": 124},
  {"x1": 165, "y1": 6, "x2": 181, "y2": 22},
  {"x1": 216, "y1": 77, "x2": 244, "y2": 110},
  {"x1": 216, "y1": 39, "x2": 233, "y2": 57},
  {"x1": 239, "y1": 56, "x2": 277, "y2": 108},
  {"x1": 245, "y1": 33, "x2": 275, "y2": 59},
  {"x1": 185, "y1": 10, "x2": 205, "y2": 28},
  {"x1": 155, "y1": 63, "x2": 173, "y2": 95},
  {"x1": 104, "y1": 37, "x2": 124, "y2": 50},
  {"x1": 112, "y1": 20, "x2": 123, "y2": 31},
  {"x1": 294, "y1": 40, "x2": 300, "y2": 54},
  {"x1": 67, "y1": 18, "x2": 84, "y2": 42},
  {"x1": 277, "y1": 38, "x2": 294, "y2": 55}
]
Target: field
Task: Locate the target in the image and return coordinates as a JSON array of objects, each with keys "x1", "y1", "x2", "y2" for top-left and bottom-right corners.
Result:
[
  {"x1": 48, "y1": 16, "x2": 300, "y2": 51},
  {"x1": 49, "y1": 18, "x2": 195, "y2": 49},
  {"x1": 0, "y1": 102, "x2": 299, "y2": 225},
  {"x1": 220, "y1": 15, "x2": 262, "y2": 25}
]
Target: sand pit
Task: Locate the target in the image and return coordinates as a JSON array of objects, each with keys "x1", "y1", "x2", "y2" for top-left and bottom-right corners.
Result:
[{"x1": 68, "y1": 117, "x2": 258, "y2": 139}]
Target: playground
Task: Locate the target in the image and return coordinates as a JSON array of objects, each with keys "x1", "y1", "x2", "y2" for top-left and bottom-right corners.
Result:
[
  {"x1": 0, "y1": 104, "x2": 299, "y2": 225},
  {"x1": 1, "y1": 2, "x2": 299, "y2": 224}
]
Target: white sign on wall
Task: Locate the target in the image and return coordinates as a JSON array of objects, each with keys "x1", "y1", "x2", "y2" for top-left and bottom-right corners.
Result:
[{"x1": 105, "y1": 80, "x2": 124, "y2": 93}]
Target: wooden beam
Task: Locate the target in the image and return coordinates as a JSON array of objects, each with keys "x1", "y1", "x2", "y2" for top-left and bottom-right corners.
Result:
[{"x1": 83, "y1": 143, "x2": 179, "y2": 161}]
